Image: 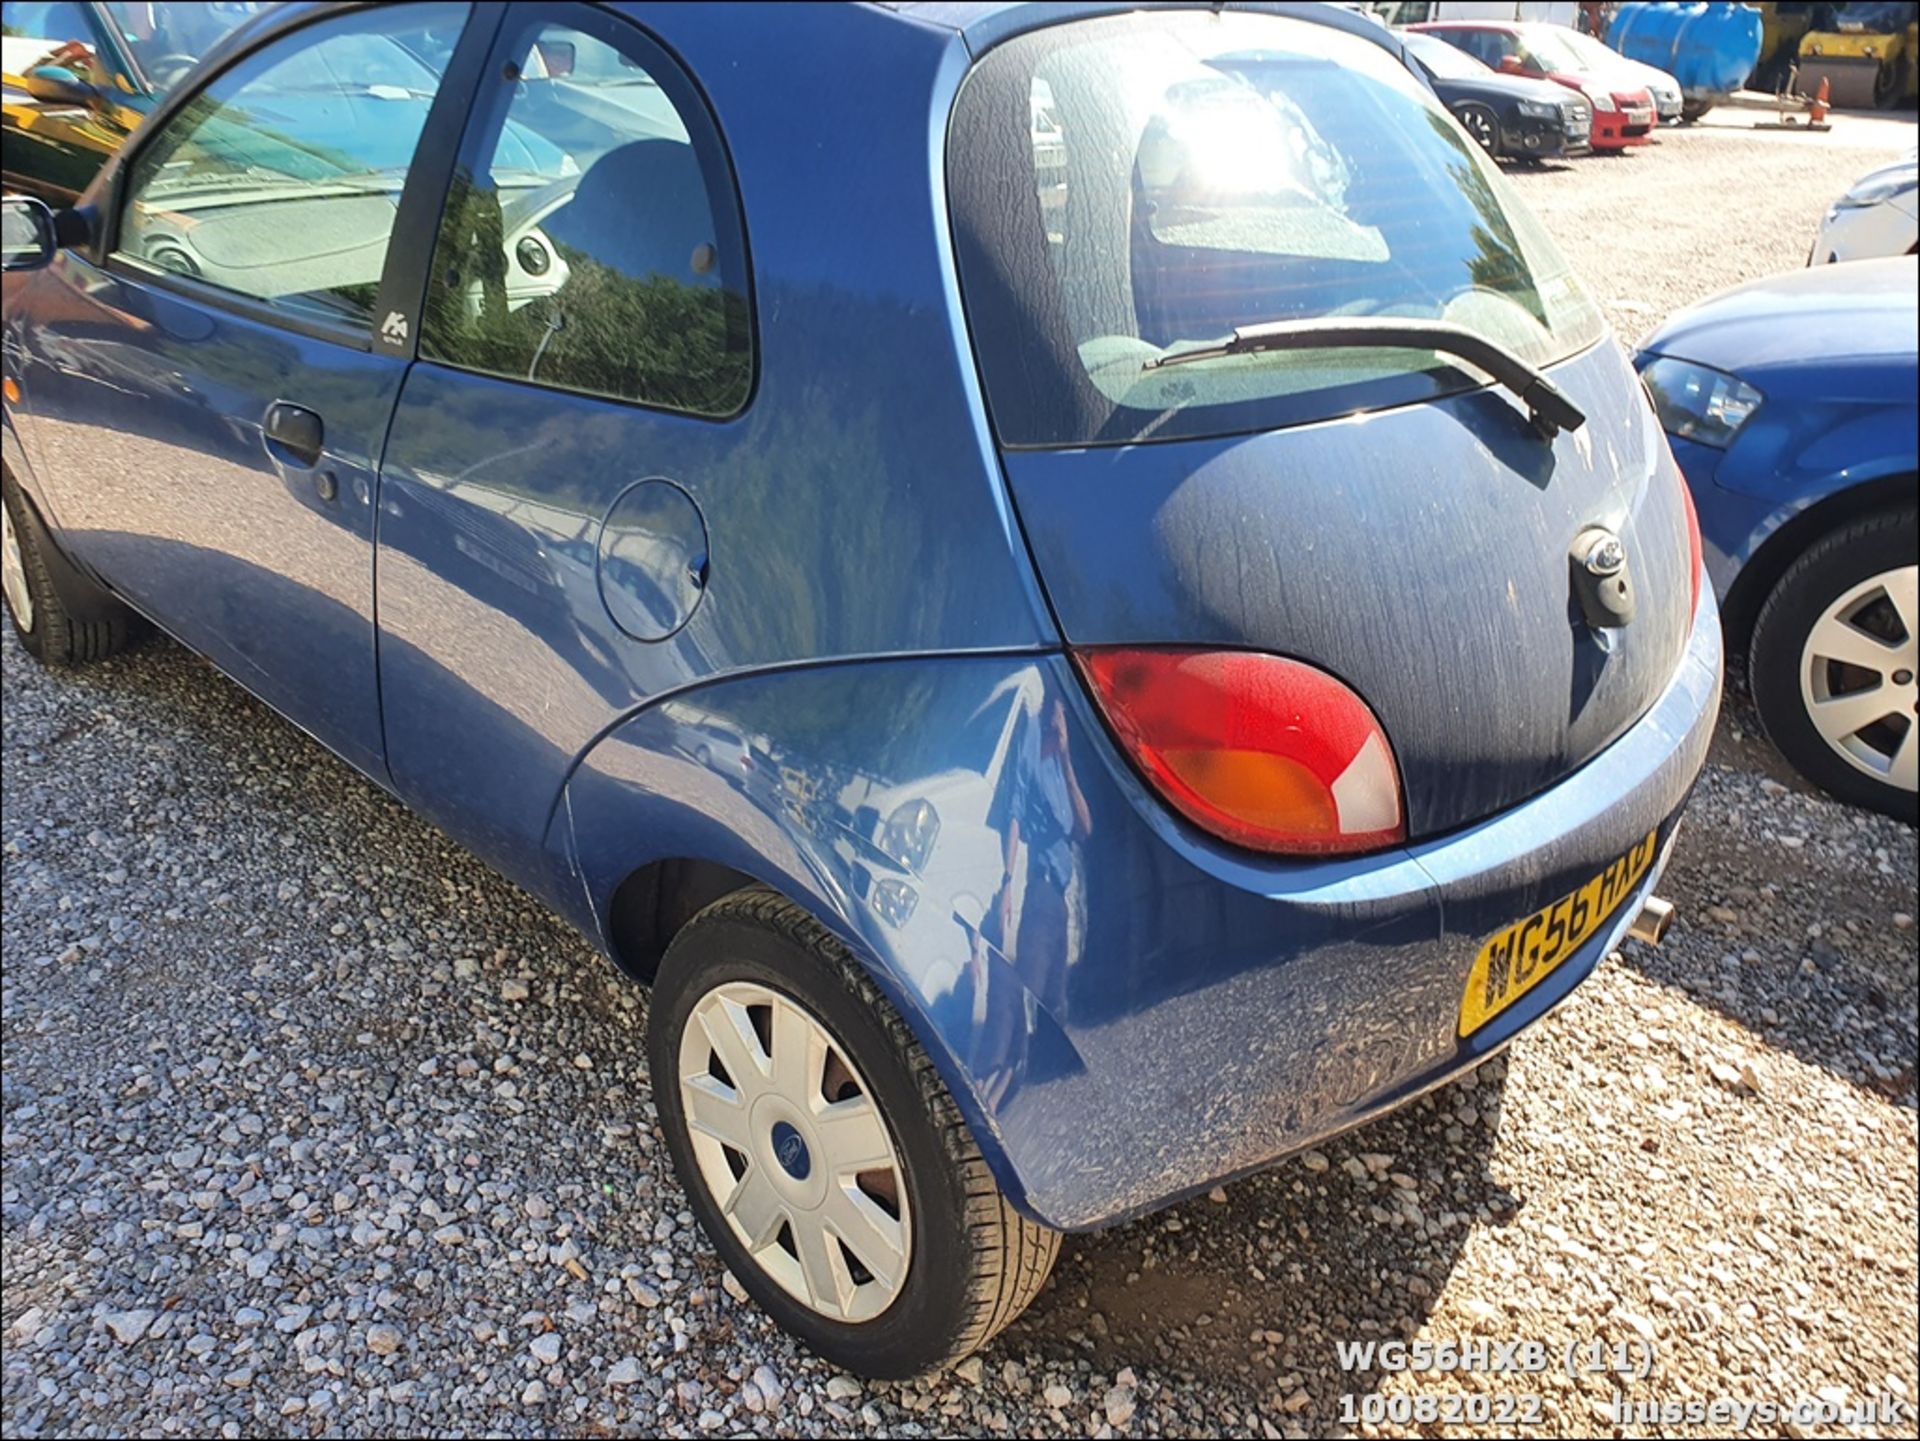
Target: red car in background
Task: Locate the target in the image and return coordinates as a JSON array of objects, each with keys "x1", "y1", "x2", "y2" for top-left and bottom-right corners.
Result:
[{"x1": 1410, "y1": 20, "x2": 1657, "y2": 150}]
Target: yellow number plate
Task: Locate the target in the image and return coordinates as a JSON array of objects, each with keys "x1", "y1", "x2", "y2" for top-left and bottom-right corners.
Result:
[{"x1": 1458, "y1": 830, "x2": 1659, "y2": 1037}]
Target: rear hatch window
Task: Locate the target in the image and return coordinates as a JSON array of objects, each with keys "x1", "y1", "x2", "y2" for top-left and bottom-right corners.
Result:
[{"x1": 948, "y1": 10, "x2": 1605, "y2": 448}]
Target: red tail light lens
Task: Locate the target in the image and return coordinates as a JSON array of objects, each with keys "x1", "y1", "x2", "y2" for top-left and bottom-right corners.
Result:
[
  {"x1": 1075, "y1": 648, "x2": 1405, "y2": 856},
  {"x1": 1677, "y1": 471, "x2": 1703, "y2": 623}
]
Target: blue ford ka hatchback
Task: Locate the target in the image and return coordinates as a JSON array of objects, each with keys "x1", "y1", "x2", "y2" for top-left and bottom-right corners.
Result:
[{"x1": 0, "y1": 0, "x2": 1720, "y2": 1375}]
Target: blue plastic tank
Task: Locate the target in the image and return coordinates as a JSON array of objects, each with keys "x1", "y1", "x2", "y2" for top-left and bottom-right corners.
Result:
[{"x1": 1609, "y1": 2, "x2": 1765, "y2": 105}]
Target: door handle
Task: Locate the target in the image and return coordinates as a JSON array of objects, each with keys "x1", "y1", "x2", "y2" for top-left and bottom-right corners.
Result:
[{"x1": 263, "y1": 401, "x2": 324, "y2": 468}]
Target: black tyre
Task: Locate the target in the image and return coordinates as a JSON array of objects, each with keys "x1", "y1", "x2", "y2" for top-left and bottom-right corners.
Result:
[
  {"x1": 1748, "y1": 507, "x2": 1917, "y2": 821},
  {"x1": 1874, "y1": 56, "x2": 1905, "y2": 110},
  {"x1": 1, "y1": 467, "x2": 144, "y2": 665},
  {"x1": 1680, "y1": 98, "x2": 1714, "y2": 123},
  {"x1": 1456, "y1": 102, "x2": 1500, "y2": 156},
  {"x1": 648, "y1": 887, "x2": 1059, "y2": 1378}
]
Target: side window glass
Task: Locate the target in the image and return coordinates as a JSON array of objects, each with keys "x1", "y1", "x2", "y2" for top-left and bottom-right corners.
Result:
[
  {"x1": 108, "y1": 3, "x2": 276, "y2": 95},
  {"x1": 420, "y1": 11, "x2": 752, "y2": 418},
  {"x1": 114, "y1": 3, "x2": 470, "y2": 331}
]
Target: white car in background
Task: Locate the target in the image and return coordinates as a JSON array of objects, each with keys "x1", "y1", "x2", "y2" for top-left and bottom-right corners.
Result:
[
  {"x1": 1558, "y1": 26, "x2": 1684, "y2": 122},
  {"x1": 1813, "y1": 154, "x2": 1919, "y2": 264}
]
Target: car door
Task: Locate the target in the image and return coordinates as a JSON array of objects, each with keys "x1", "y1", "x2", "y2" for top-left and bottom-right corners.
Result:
[
  {"x1": 15, "y1": 2, "x2": 495, "y2": 781},
  {"x1": 372, "y1": 3, "x2": 755, "y2": 874}
]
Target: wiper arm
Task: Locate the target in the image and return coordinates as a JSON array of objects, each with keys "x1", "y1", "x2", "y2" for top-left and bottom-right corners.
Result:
[{"x1": 1144, "y1": 316, "x2": 1587, "y2": 439}]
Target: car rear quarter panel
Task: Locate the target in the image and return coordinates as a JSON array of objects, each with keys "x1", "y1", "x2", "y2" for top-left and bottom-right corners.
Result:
[{"x1": 563, "y1": 597, "x2": 1719, "y2": 1229}]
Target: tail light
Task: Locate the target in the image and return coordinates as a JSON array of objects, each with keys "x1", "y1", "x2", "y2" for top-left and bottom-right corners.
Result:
[
  {"x1": 1074, "y1": 648, "x2": 1404, "y2": 856},
  {"x1": 1677, "y1": 472, "x2": 1703, "y2": 623}
]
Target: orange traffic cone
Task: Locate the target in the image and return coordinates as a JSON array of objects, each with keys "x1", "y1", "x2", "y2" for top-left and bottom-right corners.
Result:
[{"x1": 1809, "y1": 74, "x2": 1830, "y2": 123}]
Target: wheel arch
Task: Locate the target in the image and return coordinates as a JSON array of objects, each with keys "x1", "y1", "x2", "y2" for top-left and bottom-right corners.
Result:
[
  {"x1": 1, "y1": 448, "x2": 135, "y2": 636},
  {"x1": 1721, "y1": 472, "x2": 1917, "y2": 653},
  {"x1": 558, "y1": 654, "x2": 1089, "y2": 1226},
  {"x1": 585, "y1": 834, "x2": 1048, "y2": 1225},
  {"x1": 605, "y1": 855, "x2": 763, "y2": 986}
]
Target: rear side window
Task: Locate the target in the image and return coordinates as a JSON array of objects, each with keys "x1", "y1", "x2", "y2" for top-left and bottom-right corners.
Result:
[
  {"x1": 114, "y1": 4, "x2": 469, "y2": 330},
  {"x1": 419, "y1": 6, "x2": 751, "y2": 418},
  {"x1": 1469, "y1": 30, "x2": 1515, "y2": 65},
  {"x1": 949, "y1": 11, "x2": 1604, "y2": 448}
]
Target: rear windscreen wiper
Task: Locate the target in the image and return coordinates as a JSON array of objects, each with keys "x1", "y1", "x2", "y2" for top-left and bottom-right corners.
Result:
[{"x1": 1145, "y1": 316, "x2": 1587, "y2": 440}]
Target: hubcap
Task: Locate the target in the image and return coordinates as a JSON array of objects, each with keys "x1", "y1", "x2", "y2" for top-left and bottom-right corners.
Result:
[
  {"x1": 1465, "y1": 109, "x2": 1496, "y2": 150},
  {"x1": 1, "y1": 500, "x2": 34, "y2": 634},
  {"x1": 1799, "y1": 564, "x2": 1917, "y2": 792},
  {"x1": 678, "y1": 982, "x2": 911, "y2": 1323}
]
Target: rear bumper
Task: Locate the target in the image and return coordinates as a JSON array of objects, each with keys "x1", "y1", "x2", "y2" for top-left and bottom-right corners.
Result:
[{"x1": 991, "y1": 591, "x2": 1722, "y2": 1229}]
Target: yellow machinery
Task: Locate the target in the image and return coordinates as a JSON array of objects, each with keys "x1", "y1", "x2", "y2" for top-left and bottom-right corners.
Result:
[
  {"x1": 1796, "y1": 1, "x2": 1920, "y2": 109},
  {"x1": 1748, "y1": 2, "x2": 1819, "y2": 92}
]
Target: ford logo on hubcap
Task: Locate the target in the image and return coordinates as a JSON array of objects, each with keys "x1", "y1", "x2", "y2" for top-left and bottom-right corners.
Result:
[{"x1": 770, "y1": 1121, "x2": 810, "y2": 1180}]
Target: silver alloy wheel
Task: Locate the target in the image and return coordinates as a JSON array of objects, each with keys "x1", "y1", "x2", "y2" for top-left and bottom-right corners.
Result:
[
  {"x1": 1799, "y1": 564, "x2": 1918, "y2": 792},
  {"x1": 678, "y1": 981, "x2": 911, "y2": 1322},
  {"x1": 1, "y1": 499, "x2": 34, "y2": 634}
]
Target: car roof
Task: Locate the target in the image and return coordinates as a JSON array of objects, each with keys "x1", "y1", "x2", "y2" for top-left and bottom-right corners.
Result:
[
  {"x1": 876, "y1": 2, "x2": 1405, "y2": 57},
  {"x1": 191, "y1": 2, "x2": 1405, "y2": 78}
]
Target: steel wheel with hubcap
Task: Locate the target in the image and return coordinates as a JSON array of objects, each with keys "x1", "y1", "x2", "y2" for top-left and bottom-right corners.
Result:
[
  {"x1": 2, "y1": 497, "x2": 34, "y2": 635},
  {"x1": 678, "y1": 980, "x2": 911, "y2": 1323},
  {"x1": 1751, "y1": 508, "x2": 1918, "y2": 821},
  {"x1": 649, "y1": 887, "x2": 1060, "y2": 1378}
]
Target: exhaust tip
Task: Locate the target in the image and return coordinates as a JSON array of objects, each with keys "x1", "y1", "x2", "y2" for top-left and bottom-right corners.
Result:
[{"x1": 1628, "y1": 895, "x2": 1675, "y2": 946}]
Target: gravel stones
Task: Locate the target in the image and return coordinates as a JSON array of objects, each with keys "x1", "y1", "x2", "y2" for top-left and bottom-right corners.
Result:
[{"x1": 101, "y1": 1312, "x2": 155, "y2": 1346}]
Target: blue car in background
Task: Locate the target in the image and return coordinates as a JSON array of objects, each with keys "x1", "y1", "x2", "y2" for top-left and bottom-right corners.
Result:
[
  {"x1": 1638, "y1": 259, "x2": 1917, "y2": 820},
  {"x1": 2, "y1": 0, "x2": 1719, "y2": 1375}
]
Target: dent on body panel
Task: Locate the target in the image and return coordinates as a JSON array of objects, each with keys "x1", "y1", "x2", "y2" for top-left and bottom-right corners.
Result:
[
  {"x1": 371, "y1": 1, "x2": 1052, "y2": 883},
  {"x1": 565, "y1": 653, "x2": 1451, "y2": 1223},
  {"x1": 374, "y1": 402, "x2": 629, "y2": 868},
  {"x1": 1143, "y1": 393, "x2": 1580, "y2": 768},
  {"x1": 565, "y1": 656, "x2": 1097, "y2": 1107}
]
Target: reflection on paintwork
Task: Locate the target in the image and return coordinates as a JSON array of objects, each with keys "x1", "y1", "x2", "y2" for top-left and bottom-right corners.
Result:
[
  {"x1": 596, "y1": 478, "x2": 707, "y2": 641},
  {"x1": 564, "y1": 624, "x2": 1717, "y2": 1227},
  {"x1": 373, "y1": 249, "x2": 1053, "y2": 876},
  {"x1": 17, "y1": 256, "x2": 395, "y2": 778}
]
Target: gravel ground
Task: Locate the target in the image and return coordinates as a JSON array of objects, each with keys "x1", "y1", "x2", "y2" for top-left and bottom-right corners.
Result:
[{"x1": 4, "y1": 116, "x2": 1918, "y2": 1440}]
